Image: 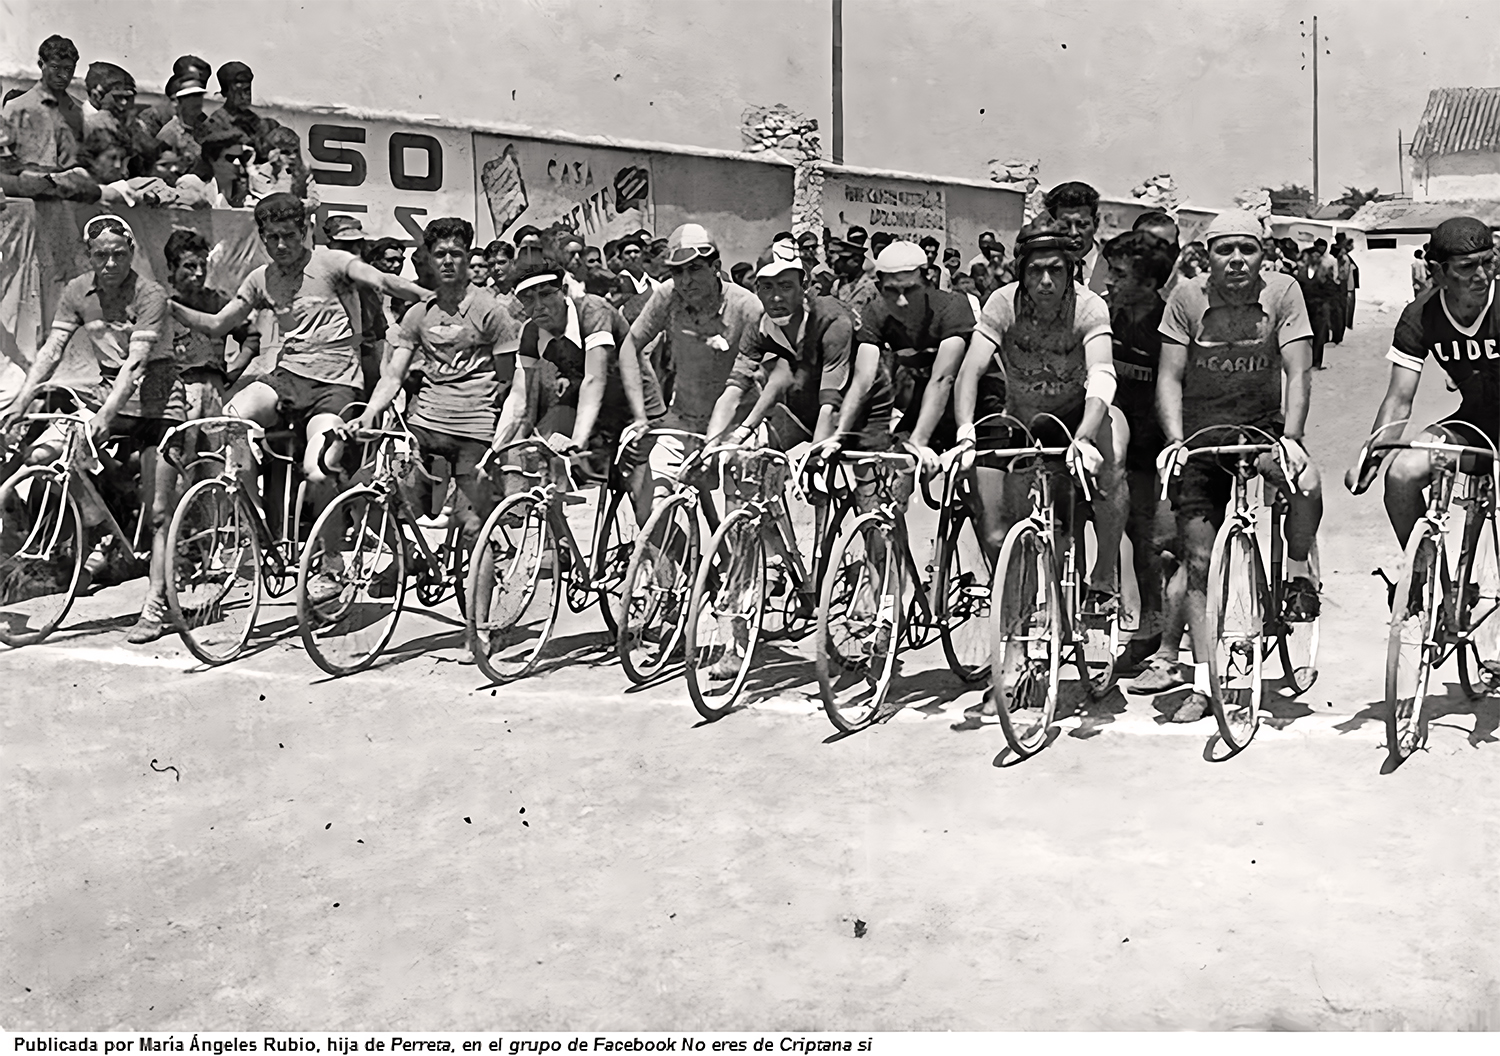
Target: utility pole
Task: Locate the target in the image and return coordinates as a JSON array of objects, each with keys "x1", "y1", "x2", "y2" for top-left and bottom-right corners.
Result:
[
  {"x1": 832, "y1": 0, "x2": 844, "y2": 165},
  {"x1": 1312, "y1": 14, "x2": 1320, "y2": 205},
  {"x1": 1398, "y1": 128, "x2": 1405, "y2": 196}
]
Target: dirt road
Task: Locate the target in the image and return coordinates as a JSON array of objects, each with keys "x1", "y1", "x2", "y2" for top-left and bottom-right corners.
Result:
[{"x1": 5, "y1": 307, "x2": 1500, "y2": 1030}]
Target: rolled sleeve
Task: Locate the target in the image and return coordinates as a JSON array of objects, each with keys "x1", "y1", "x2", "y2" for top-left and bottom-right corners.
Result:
[
  {"x1": 974, "y1": 288, "x2": 1014, "y2": 347},
  {"x1": 817, "y1": 315, "x2": 853, "y2": 410},
  {"x1": 628, "y1": 285, "x2": 672, "y2": 349}
]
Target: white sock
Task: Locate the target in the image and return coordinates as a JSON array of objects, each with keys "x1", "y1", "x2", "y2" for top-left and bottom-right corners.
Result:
[{"x1": 1193, "y1": 662, "x2": 1211, "y2": 694}]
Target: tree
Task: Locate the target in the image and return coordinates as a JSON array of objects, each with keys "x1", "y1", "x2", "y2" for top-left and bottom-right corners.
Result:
[
  {"x1": 1326, "y1": 186, "x2": 1382, "y2": 219},
  {"x1": 1267, "y1": 183, "x2": 1316, "y2": 218}
]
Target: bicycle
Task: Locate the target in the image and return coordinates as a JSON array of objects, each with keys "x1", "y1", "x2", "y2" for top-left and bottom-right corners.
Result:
[
  {"x1": 813, "y1": 430, "x2": 1004, "y2": 735},
  {"x1": 294, "y1": 418, "x2": 470, "y2": 676},
  {"x1": 615, "y1": 429, "x2": 723, "y2": 685},
  {"x1": 159, "y1": 415, "x2": 320, "y2": 664},
  {"x1": 680, "y1": 442, "x2": 849, "y2": 720},
  {"x1": 1158, "y1": 424, "x2": 1321, "y2": 754},
  {"x1": 0, "y1": 384, "x2": 155, "y2": 647},
  {"x1": 1350, "y1": 419, "x2": 1500, "y2": 761},
  {"x1": 983, "y1": 413, "x2": 1122, "y2": 758},
  {"x1": 464, "y1": 436, "x2": 638, "y2": 683}
]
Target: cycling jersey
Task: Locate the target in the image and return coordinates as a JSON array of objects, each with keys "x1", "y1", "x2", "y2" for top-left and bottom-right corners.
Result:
[
  {"x1": 1389, "y1": 283, "x2": 1500, "y2": 442},
  {"x1": 1111, "y1": 298, "x2": 1167, "y2": 467},
  {"x1": 234, "y1": 246, "x2": 363, "y2": 388},
  {"x1": 522, "y1": 293, "x2": 664, "y2": 435},
  {"x1": 974, "y1": 283, "x2": 1111, "y2": 423},
  {"x1": 1159, "y1": 271, "x2": 1311, "y2": 438},
  {"x1": 53, "y1": 270, "x2": 183, "y2": 420},
  {"x1": 628, "y1": 279, "x2": 763, "y2": 431},
  {"x1": 390, "y1": 286, "x2": 521, "y2": 443}
]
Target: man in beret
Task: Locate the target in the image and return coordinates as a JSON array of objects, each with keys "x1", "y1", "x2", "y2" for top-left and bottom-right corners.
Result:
[{"x1": 204, "y1": 61, "x2": 282, "y2": 161}]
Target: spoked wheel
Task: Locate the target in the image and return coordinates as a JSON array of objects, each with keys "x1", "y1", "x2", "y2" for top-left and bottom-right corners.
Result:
[
  {"x1": 0, "y1": 467, "x2": 86, "y2": 647},
  {"x1": 1276, "y1": 539, "x2": 1321, "y2": 695},
  {"x1": 465, "y1": 493, "x2": 559, "y2": 683},
  {"x1": 591, "y1": 487, "x2": 637, "y2": 637},
  {"x1": 937, "y1": 504, "x2": 991, "y2": 684},
  {"x1": 298, "y1": 488, "x2": 407, "y2": 676},
  {"x1": 991, "y1": 521, "x2": 1061, "y2": 758},
  {"x1": 815, "y1": 513, "x2": 904, "y2": 734},
  {"x1": 1071, "y1": 517, "x2": 1119, "y2": 698},
  {"x1": 1386, "y1": 521, "x2": 1447, "y2": 761},
  {"x1": 165, "y1": 477, "x2": 262, "y2": 665},
  {"x1": 616, "y1": 495, "x2": 698, "y2": 684},
  {"x1": 1457, "y1": 506, "x2": 1500, "y2": 699},
  {"x1": 1206, "y1": 520, "x2": 1265, "y2": 753},
  {"x1": 685, "y1": 507, "x2": 766, "y2": 721}
]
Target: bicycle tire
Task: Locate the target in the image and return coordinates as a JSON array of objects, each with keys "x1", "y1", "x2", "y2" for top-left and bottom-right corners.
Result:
[
  {"x1": 616, "y1": 494, "x2": 698, "y2": 684},
  {"x1": 1071, "y1": 516, "x2": 1119, "y2": 698},
  {"x1": 465, "y1": 492, "x2": 559, "y2": 684},
  {"x1": 1386, "y1": 520, "x2": 1446, "y2": 760},
  {"x1": 815, "y1": 512, "x2": 905, "y2": 734},
  {"x1": 1206, "y1": 518, "x2": 1265, "y2": 752},
  {"x1": 297, "y1": 487, "x2": 407, "y2": 676},
  {"x1": 684, "y1": 506, "x2": 766, "y2": 720},
  {"x1": 937, "y1": 503, "x2": 991, "y2": 683},
  {"x1": 0, "y1": 466, "x2": 85, "y2": 647},
  {"x1": 165, "y1": 477, "x2": 262, "y2": 665},
  {"x1": 593, "y1": 487, "x2": 637, "y2": 637},
  {"x1": 1456, "y1": 498, "x2": 1500, "y2": 700},
  {"x1": 1276, "y1": 537, "x2": 1321, "y2": 695},
  {"x1": 991, "y1": 520, "x2": 1061, "y2": 758}
]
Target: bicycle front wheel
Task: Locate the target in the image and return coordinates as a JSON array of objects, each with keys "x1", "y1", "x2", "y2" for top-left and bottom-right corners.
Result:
[
  {"x1": 298, "y1": 488, "x2": 407, "y2": 676},
  {"x1": 1277, "y1": 538, "x2": 1320, "y2": 695},
  {"x1": 166, "y1": 477, "x2": 262, "y2": 665},
  {"x1": 991, "y1": 520, "x2": 1061, "y2": 758},
  {"x1": 1386, "y1": 520, "x2": 1446, "y2": 760},
  {"x1": 592, "y1": 486, "x2": 637, "y2": 637},
  {"x1": 685, "y1": 507, "x2": 766, "y2": 720},
  {"x1": 466, "y1": 493, "x2": 559, "y2": 683},
  {"x1": 937, "y1": 503, "x2": 991, "y2": 684},
  {"x1": 815, "y1": 513, "x2": 904, "y2": 734},
  {"x1": 1457, "y1": 503, "x2": 1500, "y2": 699},
  {"x1": 0, "y1": 466, "x2": 85, "y2": 647},
  {"x1": 616, "y1": 494, "x2": 698, "y2": 683},
  {"x1": 1206, "y1": 519, "x2": 1265, "y2": 752},
  {"x1": 1071, "y1": 516, "x2": 1119, "y2": 698}
]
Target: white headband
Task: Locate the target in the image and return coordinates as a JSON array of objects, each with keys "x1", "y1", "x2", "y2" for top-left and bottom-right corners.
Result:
[{"x1": 83, "y1": 214, "x2": 136, "y2": 245}]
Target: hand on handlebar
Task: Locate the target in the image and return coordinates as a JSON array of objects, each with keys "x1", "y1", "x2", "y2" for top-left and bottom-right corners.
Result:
[
  {"x1": 86, "y1": 411, "x2": 110, "y2": 448},
  {"x1": 1344, "y1": 449, "x2": 1383, "y2": 495},
  {"x1": 1069, "y1": 436, "x2": 1103, "y2": 478},
  {"x1": 1276, "y1": 436, "x2": 1310, "y2": 496},
  {"x1": 914, "y1": 442, "x2": 943, "y2": 479}
]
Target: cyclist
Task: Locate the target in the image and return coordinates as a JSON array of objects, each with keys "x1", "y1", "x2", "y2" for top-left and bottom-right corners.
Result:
[
  {"x1": 1346, "y1": 216, "x2": 1500, "y2": 555},
  {"x1": 168, "y1": 192, "x2": 429, "y2": 601},
  {"x1": 617, "y1": 223, "x2": 764, "y2": 522},
  {"x1": 950, "y1": 215, "x2": 1127, "y2": 711},
  {"x1": 0, "y1": 215, "x2": 186, "y2": 643},
  {"x1": 508, "y1": 248, "x2": 663, "y2": 484},
  {"x1": 1100, "y1": 230, "x2": 1186, "y2": 685},
  {"x1": 354, "y1": 217, "x2": 526, "y2": 549},
  {"x1": 862, "y1": 240, "x2": 978, "y2": 468},
  {"x1": 1156, "y1": 209, "x2": 1323, "y2": 723}
]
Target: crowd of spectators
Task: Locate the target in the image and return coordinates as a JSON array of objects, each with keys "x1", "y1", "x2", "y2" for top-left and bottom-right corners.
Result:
[{"x1": 0, "y1": 34, "x2": 313, "y2": 213}]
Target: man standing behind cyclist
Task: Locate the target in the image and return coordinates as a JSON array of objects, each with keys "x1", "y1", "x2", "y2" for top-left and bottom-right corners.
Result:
[
  {"x1": 507, "y1": 248, "x2": 663, "y2": 484},
  {"x1": 0, "y1": 216, "x2": 186, "y2": 644},
  {"x1": 949, "y1": 215, "x2": 1128, "y2": 724},
  {"x1": 1345, "y1": 217, "x2": 1500, "y2": 554},
  {"x1": 169, "y1": 192, "x2": 429, "y2": 601},
  {"x1": 1156, "y1": 209, "x2": 1323, "y2": 723},
  {"x1": 617, "y1": 224, "x2": 763, "y2": 522},
  {"x1": 355, "y1": 217, "x2": 526, "y2": 549}
]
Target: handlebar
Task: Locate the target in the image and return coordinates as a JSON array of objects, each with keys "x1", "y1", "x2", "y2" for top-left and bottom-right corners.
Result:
[
  {"x1": 1348, "y1": 417, "x2": 1499, "y2": 496},
  {"x1": 1156, "y1": 424, "x2": 1292, "y2": 500}
]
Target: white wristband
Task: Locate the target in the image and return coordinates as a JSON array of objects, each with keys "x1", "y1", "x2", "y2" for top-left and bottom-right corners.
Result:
[{"x1": 956, "y1": 423, "x2": 977, "y2": 445}]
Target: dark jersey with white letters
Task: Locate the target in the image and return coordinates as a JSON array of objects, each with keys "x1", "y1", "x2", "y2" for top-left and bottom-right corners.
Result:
[{"x1": 1389, "y1": 283, "x2": 1500, "y2": 442}]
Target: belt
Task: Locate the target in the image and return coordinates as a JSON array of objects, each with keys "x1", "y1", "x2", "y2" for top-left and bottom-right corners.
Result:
[{"x1": 1113, "y1": 360, "x2": 1154, "y2": 383}]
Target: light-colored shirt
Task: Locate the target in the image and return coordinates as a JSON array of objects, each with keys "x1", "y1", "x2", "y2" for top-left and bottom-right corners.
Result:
[
  {"x1": 628, "y1": 279, "x2": 764, "y2": 429},
  {"x1": 2, "y1": 81, "x2": 83, "y2": 169},
  {"x1": 235, "y1": 247, "x2": 365, "y2": 387},
  {"x1": 389, "y1": 287, "x2": 521, "y2": 442},
  {"x1": 976, "y1": 283, "x2": 1111, "y2": 421}
]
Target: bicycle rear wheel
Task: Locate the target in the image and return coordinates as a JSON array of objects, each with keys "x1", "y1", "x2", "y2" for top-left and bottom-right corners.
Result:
[
  {"x1": 616, "y1": 494, "x2": 698, "y2": 683},
  {"x1": 815, "y1": 513, "x2": 904, "y2": 734},
  {"x1": 1206, "y1": 519, "x2": 1265, "y2": 752},
  {"x1": 937, "y1": 503, "x2": 991, "y2": 684},
  {"x1": 1276, "y1": 538, "x2": 1321, "y2": 695},
  {"x1": 466, "y1": 493, "x2": 559, "y2": 683},
  {"x1": 1457, "y1": 503, "x2": 1500, "y2": 699},
  {"x1": 1071, "y1": 516, "x2": 1119, "y2": 697},
  {"x1": 298, "y1": 488, "x2": 407, "y2": 676},
  {"x1": 166, "y1": 477, "x2": 262, "y2": 665},
  {"x1": 592, "y1": 487, "x2": 637, "y2": 637},
  {"x1": 991, "y1": 520, "x2": 1061, "y2": 757},
  {"x1": 685, "y1": 507, "x2": 765, "y2": 720},
  {"x1": 0, "y1": 466, "x2": 85, "y2": 647},
  {"x1": 1386, "y1": 520, "x2": 1446, "y2": 760}
]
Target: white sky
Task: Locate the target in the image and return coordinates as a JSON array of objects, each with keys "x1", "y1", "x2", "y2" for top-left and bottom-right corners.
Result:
[{"x1": 5, "y1": 0, "x2": 1500, "y2": 206}]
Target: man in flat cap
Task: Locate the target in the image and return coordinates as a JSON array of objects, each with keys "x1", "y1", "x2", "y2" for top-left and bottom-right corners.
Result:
[{"x1": 204, "y1": 61, "x2": 282, "y2": 162}]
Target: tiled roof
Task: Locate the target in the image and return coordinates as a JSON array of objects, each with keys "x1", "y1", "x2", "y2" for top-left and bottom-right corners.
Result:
[
  {"x1": 1348, "y1": 197, "x2": 1500, "y2": 232},
  {"x1": 1410, "y1": 88, "x2": 1500, "y2": 156}
]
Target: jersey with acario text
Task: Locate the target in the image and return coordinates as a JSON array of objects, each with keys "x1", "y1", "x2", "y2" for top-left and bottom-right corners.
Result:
[{"x1": 1388, "y1": 283, "x2": 1500, "y2": 442}]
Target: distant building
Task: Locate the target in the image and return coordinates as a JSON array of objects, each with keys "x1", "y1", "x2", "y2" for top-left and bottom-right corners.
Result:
[{"x1": 1408, "y1": 87, "x2": 1500, "y2": 200}]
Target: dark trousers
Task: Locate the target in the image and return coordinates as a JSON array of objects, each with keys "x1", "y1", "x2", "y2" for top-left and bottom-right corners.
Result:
[
  {"x1": 1346, "y1": 290, "x2": 1356, "y2": 329},
  {"x1": 1308, "y1": 299, "x2": 1332, "y2": 368}
]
